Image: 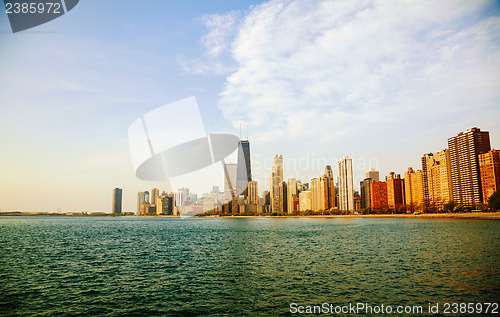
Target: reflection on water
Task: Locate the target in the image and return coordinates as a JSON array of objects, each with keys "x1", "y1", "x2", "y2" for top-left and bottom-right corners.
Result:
[{"x1": 0, "y1": 217, "x2": 498, "y2": 316}]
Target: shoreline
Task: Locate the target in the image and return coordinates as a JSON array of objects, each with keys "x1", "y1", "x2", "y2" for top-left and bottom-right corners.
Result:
[
  {"x1": 211, "y1": 212, "x2": 500, "y2": 220},
  {"x1": 1, "y1": 212, "x2": 499, "y2": 220}
]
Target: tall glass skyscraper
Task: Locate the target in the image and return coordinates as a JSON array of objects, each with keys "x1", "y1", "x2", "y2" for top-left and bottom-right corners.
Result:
[
  {"x1": 112, "y1": 188, "x2": 122, "y2": 214},
  {"x1": 236, "y1": 139, "x2": 252, "y2": 197}
]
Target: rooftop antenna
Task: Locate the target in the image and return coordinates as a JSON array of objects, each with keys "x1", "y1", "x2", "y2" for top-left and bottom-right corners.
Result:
[
  {"x1": 246, "y1": 125, "x2": 248, "y2": 140},
  {"x1": 239, "y1": 122, "x2": 241, "y2": 140}
]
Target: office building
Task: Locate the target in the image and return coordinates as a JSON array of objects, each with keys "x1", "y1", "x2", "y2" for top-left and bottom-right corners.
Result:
[
  {"x1": 236, "y1": 139, "x2": 252, "y2": 197},
  {"x1": 479, "y1": 149, "x2": 500, "y2": 203},
  {"x1": 137, "y1": 191, "x2": 149, "y2": 215},
  {"x1": 112, "y1": 188, "x2": 122, "y2": 214},
  {"x1": 448, "y1": 127, "x2": 490, "y2": 206},
  {"x1": 338, "y1": 156, "x2": 354, "y2": 211},
  {"x1": 270, "y1": 155, "x2": 283, "y2": 212}
]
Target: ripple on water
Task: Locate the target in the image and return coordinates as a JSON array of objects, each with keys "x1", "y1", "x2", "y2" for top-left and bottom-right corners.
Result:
[{"x1": 0, "y1": 217, "x2": 499, "y2": 316}]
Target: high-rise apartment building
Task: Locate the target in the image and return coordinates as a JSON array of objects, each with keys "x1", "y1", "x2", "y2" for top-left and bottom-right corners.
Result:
[
  {"x1": 158, "y1": 192, "x2": 174, "y2": 215},
  {"x1": 278, "y1": 182, "x2": 287, "y2": 213},
  {"x1": 386, "y1": 172, "x2": 405, "y2": 211},
  {"x1": 360, "y1": 178, "x2": 375, "y2": 209},
  {"x1": 310, "y1": 176, "x2": 329, "y2": 212},
  {"x1": 310, "y1": 178, "x2": 318, "y2": 211},
  {"x1": 287, "y1": 178, "x2": 298, "y2": 213},
  {"x1": 324, "y1": 165, "x2": 336, "y2": 209},
  {"x1": 270, "y1": 155, "x2": 283, "y2": 212},
  {"x1": 338, "y1": 157, "x2": 354, "y2": 211},
  {"x1": 359, "y1": 169, "x2": 379, "y2": 210},
  {"x1": 299, "y1": 190, "x2": 312, "y2": 211},
  {"x1": 370, "y1": 182, "x2": 387, "y2": 210},
  {"x1": 404, "y1": 168, "x2": 424, "y2": 211},
  {"x1": 112, "y1": 188, "x2": 122, "y2": 214},
  {"x1": 479, "y1": 149, "x2": 500, "y2": 203},
  {"x1": 421, "y1": 150, "x2": 453, "y2": 209},
  {"x1": 448, "y1": 127, "x2": 490, "y2": 206},
  {"x1": 236, "y1": 139, "x2": 252, "y2": 197}
]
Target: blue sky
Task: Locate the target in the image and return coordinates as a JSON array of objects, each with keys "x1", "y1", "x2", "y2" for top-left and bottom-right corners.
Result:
[{"x1": 1, "y1": 0, "x2": 499, "y2": 212}]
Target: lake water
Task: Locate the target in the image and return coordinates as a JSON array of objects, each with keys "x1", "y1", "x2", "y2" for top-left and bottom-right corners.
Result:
[{"x1": 0, "y1": 217, "x2": 499, "y2": 316}]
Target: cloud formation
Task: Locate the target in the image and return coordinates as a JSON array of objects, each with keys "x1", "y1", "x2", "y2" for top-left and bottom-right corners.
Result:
[{"x1": 210, "y1": 0, "x2": 499, "y2": 148}]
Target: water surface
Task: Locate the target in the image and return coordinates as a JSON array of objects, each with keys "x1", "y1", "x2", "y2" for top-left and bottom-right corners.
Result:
[{"x1": 0, "y1": 217, "x2": 498, "y2": 316}]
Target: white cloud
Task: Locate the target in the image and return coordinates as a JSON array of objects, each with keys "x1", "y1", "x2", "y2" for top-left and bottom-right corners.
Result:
[
  {"x1": 216, "y1": 0, "x2": 499, "y2": 143},
  {"x1": 179, "y1": 10, "x2": 241, "y2": 75},
  {"x1": 209, "y1": 0, "x2": 500, "y2": 187}
]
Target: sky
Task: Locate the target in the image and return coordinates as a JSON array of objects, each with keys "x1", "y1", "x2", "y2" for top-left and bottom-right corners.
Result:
[{"x1": 1, "y1": 0, "x2": 499, "y2": 213}]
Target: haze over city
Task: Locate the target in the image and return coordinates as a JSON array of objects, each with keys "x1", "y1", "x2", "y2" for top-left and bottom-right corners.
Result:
[{"x1": 1, "y1": 0, "x2": 499, "y2": 212}]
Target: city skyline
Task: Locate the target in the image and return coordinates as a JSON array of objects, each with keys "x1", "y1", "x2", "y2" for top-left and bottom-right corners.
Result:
[
  {"x1": 128, "y1": 126, "x2": 498, "y2": 216},
  {"x1": 1, "y1": 1, "x2": 500, "y2": 212}
]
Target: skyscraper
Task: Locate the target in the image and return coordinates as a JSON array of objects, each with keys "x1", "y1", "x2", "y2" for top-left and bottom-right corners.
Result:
[
  {"x1": 386, "y1": 172, "x2": 405, "y2": 211},
  {"x1": 270, "y1": 155, "x2": 283, "y2": 212},
  {"x1": 236, "y1": 139, "x2": 252, "y2": 197},
  {"x1": 479, "y1": 149, "x2": 500, "y2": 203},
  {"x1": 370, "y1": 182, "x2": 388, "y2": 210},
  {"x1": 421, "y1": 150, "x2": 453, "y2": 209},
  {"x1": 112, "y1": 188, "x2": 122, "y2": 214},
  {"x1": 287, "y1": 178, "x2": 298, "y2": 213},
  {"x1": 151, "y1": 188, "x2": 160, "y2": 206},
  {"x1": 299, "y1": 190, "x2": 312, "y2": 211},
  {"x1": 338, "y1": 156, "x2": 354, "y2": 211},
  {"x1": 137, "y1": 191, "x2": 149, "y2": 215},
  {"x1": 278, "y1": 181, "x2": 287, "y2": 213},
  {"x1": 448, "y1": 127, "x2": 490, "y2": 206},
  {"x1": 404, "y1": 168, "x2": 424, "y2": 211},
  {"x1": 247, "y1": 180, "x2": 259, "y2": 205},
  {"x1": 324, "y1": 165, "x2": 336, "y2": 209},
  {"x1": 366, "y1": 168, "x2": 380, "y2": 182},
  {"x1": 360, "y1": 178, "x2": 375, "y2": 209}
]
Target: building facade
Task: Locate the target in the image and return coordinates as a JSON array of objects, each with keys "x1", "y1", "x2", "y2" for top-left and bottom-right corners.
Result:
[
  {"x1": 479, "y1": 149, "x2": 500, "y2": 203},
  {"x1": 404, "y1": 168, "x2": 424, "y2": 211},
  {"x1": 421, "y1": 150, "x2": 453, "y2": 209},
  {"x1": 112, "y1": 188, "x2": 122, "y2": 214},
  {"x1": 270, "y1": 154, "x2": 283, "y2": 212},
  {"x1": 448, "y1": 127, "x2": 490, "y2": 206},
  {"x1": 236, "y1": 139, "x2": 252, "y2": 197},
  {"x1": 370, "y1": 182, "x2": 388, "y2": 211},
  {"x1": 299, "y1": 190, "x2": 312, "y2": 211},
  {"x1": 287, "y1": 178, "x2": 298, "y2": 213},
  {"x1": 386, "y1": 172, "x2": 405, "y2": 211},
  {"x1": 338, "y1": 157, "x2": 354, "y2": 211}
]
